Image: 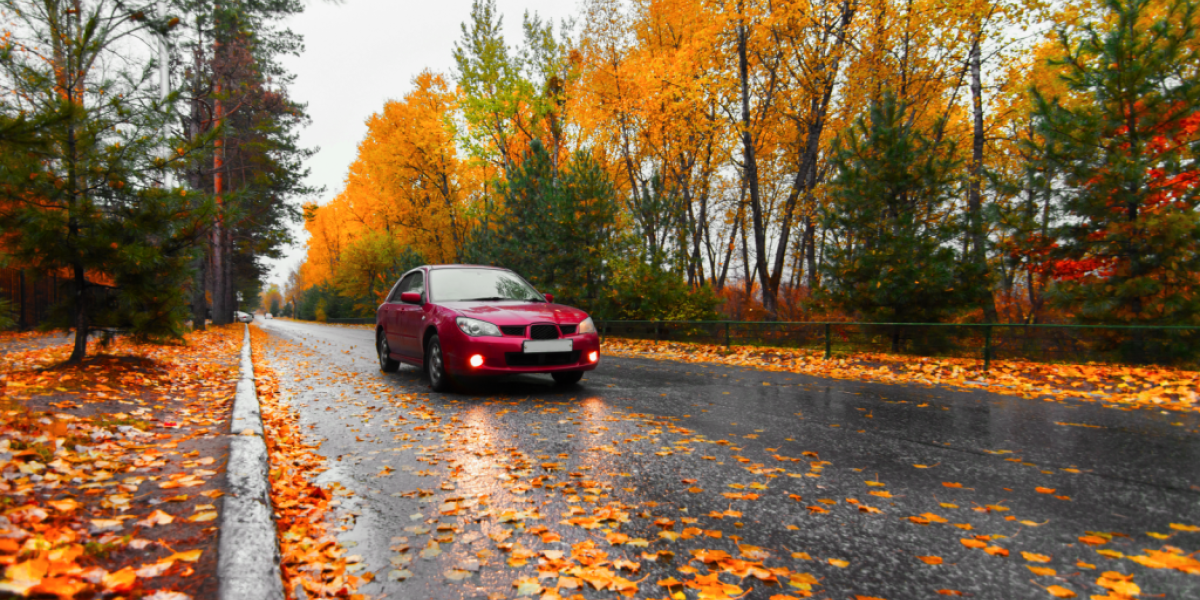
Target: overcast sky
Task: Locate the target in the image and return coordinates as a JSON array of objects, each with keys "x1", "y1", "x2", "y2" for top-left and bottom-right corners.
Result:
[{"x1": 265, "y1": 0, "x2": 582, "y2": 288}]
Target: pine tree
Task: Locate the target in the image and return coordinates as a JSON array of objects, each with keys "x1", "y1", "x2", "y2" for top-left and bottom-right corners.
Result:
[
  {"x1": 1031, "y1": 0, "x2": 1200, "y2": 357},
  {"x1": 466, "y1": 141, "x2": 619, "y2": 309},
  {"x1": 0, "y1": 1, "x2": 212, "y2": 362},
  {"x1": 821, "y1": 92, "x2": 984, "y2": 340}
]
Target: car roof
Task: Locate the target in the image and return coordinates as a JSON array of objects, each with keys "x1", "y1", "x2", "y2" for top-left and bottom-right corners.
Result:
[{"x1": 424, "y1": 264, "x2": 508, "y2": 271}]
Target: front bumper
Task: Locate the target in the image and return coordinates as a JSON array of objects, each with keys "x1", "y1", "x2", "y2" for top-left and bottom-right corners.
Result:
[{"x1": 442, "y1": 330, "x2": 601, "y2": 376}]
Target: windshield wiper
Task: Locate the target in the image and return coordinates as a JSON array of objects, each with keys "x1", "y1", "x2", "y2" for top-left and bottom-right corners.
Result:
[{"x1": 458, "y1": 296, "x2": 511, "y2": 302}]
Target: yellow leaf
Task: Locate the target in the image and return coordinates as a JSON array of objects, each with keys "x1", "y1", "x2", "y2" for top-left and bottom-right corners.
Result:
[{"x1": 166, "y1": 549, "x2": 203, "y2": 563}]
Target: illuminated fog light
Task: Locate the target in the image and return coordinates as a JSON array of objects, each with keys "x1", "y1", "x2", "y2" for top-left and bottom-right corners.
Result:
[
  {"x1": 469, "y1": 354, "x2": 484, "y2": 368},
  {"x1": 588, "y1": 351, "x2": 599, "y2": 363}
]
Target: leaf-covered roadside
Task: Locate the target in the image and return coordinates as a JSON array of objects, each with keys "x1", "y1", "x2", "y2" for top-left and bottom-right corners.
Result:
[
  {"x1": 248, "y1": 325, "x2": 364, "y2": 600},
  {"x1": 0, "y1": 327, "x2": 242, "y2": 598},
  {"x1": 602, "y1": 338, "x2": 1200, "y2": 414}
]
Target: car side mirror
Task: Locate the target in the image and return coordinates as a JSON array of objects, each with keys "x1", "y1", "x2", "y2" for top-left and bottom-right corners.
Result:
[
  {"x1": 544, "y1": 293, "x2": 554, "y2": 303},
  {"x1": 400, "y1": 292, "x2": 422, "y2": 304}
]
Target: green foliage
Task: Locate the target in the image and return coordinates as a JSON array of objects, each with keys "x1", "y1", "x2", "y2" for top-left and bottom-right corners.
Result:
[
  {"x1": 0, "y1": 2, "x2": 215, "y2": 356},
  {"x1": 1032, "y1": 0, "x2": 1200, "y2": 339},
  {"x1": 296, "y1": 283, "x2": 356, "y2": 321},
  {"x1": 314, "y1": 299, "x2": 328, "y2": 323},
  {"x1": 333, "y1": 232, "x2": 425, "y2": 314},
  {"x1": 0, "y1": 296, "x2": 14, "y2": 331},
  {"x1": 465, "y1": 141, "x2": 621, "y2": 311},
  {"x1": 594, "y1": 256, "x2": 720, "y2": 321},
  {"x1": 820, "y1": 92, "x2": 984, "y2": 324},
  {"x1": 452, "y1": 0, "x2": 572, "y2": 173}
]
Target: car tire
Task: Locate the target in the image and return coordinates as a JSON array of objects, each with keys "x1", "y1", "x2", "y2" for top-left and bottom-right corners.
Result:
[
  {"x1": 551, "y1": 371, "x2": 584, "y2": 386},
  {"x1": 426, "y1": 335, "x2": 452, "y2": 392},
  {"x1": 378, "y1": 333, "x2": 399, "y2": 373}
]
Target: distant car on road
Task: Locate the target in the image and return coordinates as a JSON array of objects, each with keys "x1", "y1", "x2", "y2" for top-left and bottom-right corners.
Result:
[
  {"x1": 375, "y1": 265, "x2": 600, "y2": 391},
  {"x1": 265, "y1": 313, "x2": 273, "y2": 319},
  {"x1": 234, "y1": 311, "x2": 254, "y2": 323}
]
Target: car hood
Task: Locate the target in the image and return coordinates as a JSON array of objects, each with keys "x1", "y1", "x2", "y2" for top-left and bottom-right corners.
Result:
[{"x1": 444, "y1": 302, "x2": 589, "y2": 325}]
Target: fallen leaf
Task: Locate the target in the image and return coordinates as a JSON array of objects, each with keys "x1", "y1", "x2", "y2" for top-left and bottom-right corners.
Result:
[{"x1": 1045, "y1": 584, "x2": 1076, "y2": 598}]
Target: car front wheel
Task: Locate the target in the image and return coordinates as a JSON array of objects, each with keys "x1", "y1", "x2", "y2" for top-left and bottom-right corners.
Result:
[
  {"x1": 552, "y1": 371, "x2": 584, "y2": 386},
  {"x1": 426, "y1": 335, "x2": 452, "y2": 392}
]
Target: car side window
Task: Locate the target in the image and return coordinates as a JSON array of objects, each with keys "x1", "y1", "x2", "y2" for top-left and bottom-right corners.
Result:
[
  {"x1": 401, "y1": 271, "x2": 425, "y2": 302},
  {"x1": 387, "y1": 277, "x2": 409, "y2": 303}
]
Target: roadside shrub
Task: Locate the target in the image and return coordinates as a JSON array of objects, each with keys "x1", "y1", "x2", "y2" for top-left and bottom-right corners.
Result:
[{"x1": 0, "y1": 297, "x2": 14, "y2": 330}]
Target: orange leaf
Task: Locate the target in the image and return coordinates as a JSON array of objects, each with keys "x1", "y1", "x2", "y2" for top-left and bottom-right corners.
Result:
[
  {"x1": 917, "y1": 556, "x2": 943, "y2": 565},
  {"x1": 1045, "y1": 585, "x2": 1076, "y2": 598},
  {"x1": 103, "y1": 567, "x2": 137, "y2": 593}
]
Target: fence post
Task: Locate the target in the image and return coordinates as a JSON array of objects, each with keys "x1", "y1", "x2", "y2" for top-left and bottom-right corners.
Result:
[
  {"x1": 983, "y1": 325, "x2": 993, "y2": 372},
  {"x1": 654, "y1": 321, "x2": 660, "y2": 342},
  {"x1": 725, "y1": 322, "x2": 731, "y2": 348},
  {"x1": 824, "y1": 323, "x2": 832, "y2": 360},
  {"x1": 18, "y1": 270, "x2": 26, "y2": 330}
]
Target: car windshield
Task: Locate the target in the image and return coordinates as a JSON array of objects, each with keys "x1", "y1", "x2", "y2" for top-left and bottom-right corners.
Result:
[{"x1": 431, "y1": 269, "x2": 545, "y2": 303}]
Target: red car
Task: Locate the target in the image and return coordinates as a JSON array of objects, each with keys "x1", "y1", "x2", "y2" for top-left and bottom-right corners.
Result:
[{"x1": 375, "y1": 265, "x2": 601, "y2": 391}]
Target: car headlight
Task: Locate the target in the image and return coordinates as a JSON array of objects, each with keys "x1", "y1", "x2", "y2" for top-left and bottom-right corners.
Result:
[
  {"x1": 456, "y1": 317, "x2": 502, "y2": 337},
  {"x1": 577, "y1": 317, "x2": 596, "y2": 334}
]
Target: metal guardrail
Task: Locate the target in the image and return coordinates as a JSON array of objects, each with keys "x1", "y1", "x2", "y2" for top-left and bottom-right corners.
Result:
[
  {"x1": 322, "y1": 317, "x2": 374, "y2": 325},
  {"x1": 595, "y1": 320, "x2": 1200, "y2": 369}
]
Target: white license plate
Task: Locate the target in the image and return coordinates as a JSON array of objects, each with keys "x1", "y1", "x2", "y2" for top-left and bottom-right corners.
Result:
[{"x1": 523, "y1": 339, "x2": 573, "y2": 354}]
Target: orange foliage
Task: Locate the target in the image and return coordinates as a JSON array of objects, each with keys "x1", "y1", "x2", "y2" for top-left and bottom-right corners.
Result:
[{"x1": 299, "y1": 72, "x2": 481, "y2": 297}]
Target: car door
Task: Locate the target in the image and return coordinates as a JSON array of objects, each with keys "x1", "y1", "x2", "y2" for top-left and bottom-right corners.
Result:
[
  {"x1": 397, "y1": 270, "x2": 426, "y2": 358},
  {"x1": 383, "y1": 274, "x2": 414, "y2": 353}
]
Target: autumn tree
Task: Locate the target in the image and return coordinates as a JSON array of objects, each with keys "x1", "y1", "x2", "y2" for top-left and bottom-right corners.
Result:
[
  {"x1": 453, "y1": 0, "x2": 572, "y2": 176},
  {"x1": 821, "y1": 93, "x2": 984, "y2": 337},
  {"x1": 1031, "y1": 0, "x2": 1200, "y2": 352}
]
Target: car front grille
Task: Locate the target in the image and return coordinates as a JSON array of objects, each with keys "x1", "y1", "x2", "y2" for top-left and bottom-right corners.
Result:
[
  {"x1": 506, "y1": 351, "x2": 580, "y2": 367},
  {"x1": 559, "y1": 324, "x2": 577, "y2": 335},
  {"x1": 500, "y1": 325, "x2": 526, "y2": 336},
  {"x1": 529, "y1": 324, "x2": 560, "y2": 340}
]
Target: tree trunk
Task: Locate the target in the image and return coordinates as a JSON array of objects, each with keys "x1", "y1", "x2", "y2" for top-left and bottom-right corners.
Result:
[
  {"x1": 968, "y1": 34, "x2": 998, "y2": 323},
  {"x1": 64, "y1": 8, "x2": 88, "y2": 363},
  {"x1": 69, "y1": 263, "x2": 88, "y2": 363},
  {"x1": 211, "y1": 87, "x2": 228, "y2": 325},
  {"x1": 191, "y1": 255, "x2": 207, "y2": 331},
  {"x1": 768, "y1": 1, "x2": 855, "y2": 302},
  {"x1": 804, "y1": 215, "x2": 818, "y2": 289},
  {"x1": 736, "y1": 4, "x2": 775, "y2": 317}
]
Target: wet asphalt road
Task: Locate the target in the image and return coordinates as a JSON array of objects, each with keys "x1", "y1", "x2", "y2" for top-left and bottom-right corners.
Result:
[{"x1": 257, "y1": 319, "x2": 1200, "y2": 600}]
